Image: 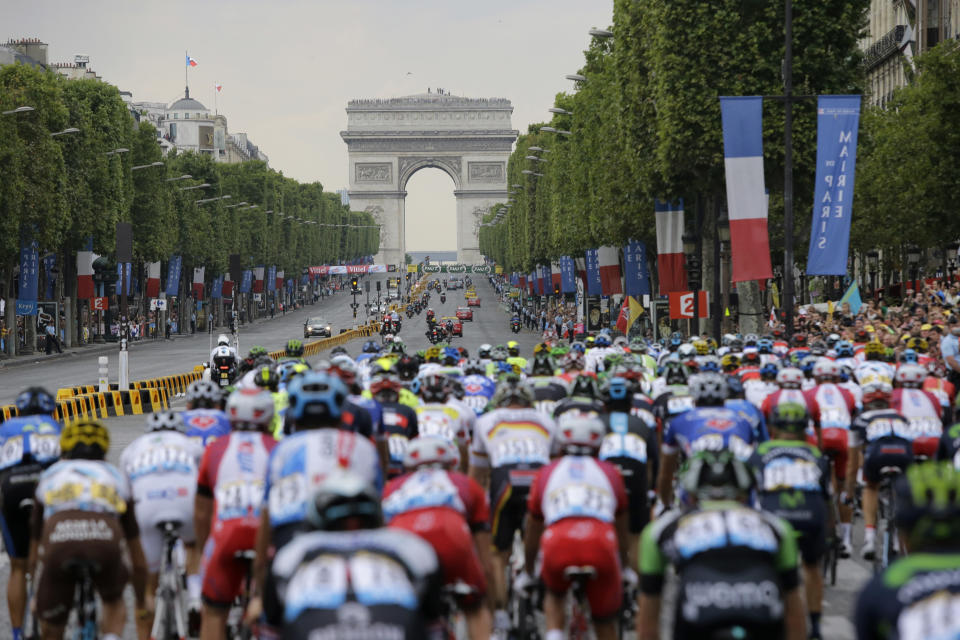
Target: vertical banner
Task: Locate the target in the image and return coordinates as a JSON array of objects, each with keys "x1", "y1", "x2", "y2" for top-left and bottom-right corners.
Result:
[
  {"x1": 550, "y1": 262, "x2": 562, "y2": 293},
  {"x1": 597, "y1": 246, "x2": 623, "y2": 295},
  {"x1": 720, "y1": 96, "x2": 774, "y2": 282},
  {"x1": 806, "y1": 95, "x2": 862, "y2": 275},
  {"x1": 655, "y1": 200, "x2": 687, "y2": 293},
  {"x1": 211, "y1": 275, "x2": 223, "y2": 299},
  {"x1": 240, "y1": 270, "x2": 253, "y2": 294},
  {"x1": 43, "y1": 253, "x2": 56, "y2": 300},
  {"x1": 146, "y1": 261, "x2": 161, "y2": 298},
  {"x1": 252, "y1": 266, "x2": 265, "y2": 293},
  {"x1": 277, "y1": 270, "x2": 285, "y2": 291},
  {"x1": 266, "y1": 266, "x2": 277, "y2": 293},
  {"x1": 116, "y1": 262, "x2": 132, "y2": 296},
  {"x1": 192, "y1": 266, "x2": 205, "y2": 299},
  {"x1": 560, "y1": 256, "x2": 577, "y2": 293},
  {"x1": 16, "y1": 243, "x2": 39, "y2": 315},
  {"x1": 624, "y1": 240, "x2": 651, "y2": 297},
  {"x1": 77, "y1": 239, "x2": 96, "y2": 300},
  {"x1": 585, "y1": 249, "x2": 602, "y2": 296},
  {"x1": 511, "y1": 272, "x2": 519, "y2": 287},
  {"x1": 165, "y1": 255, "x2": 182, "y2": 297}
]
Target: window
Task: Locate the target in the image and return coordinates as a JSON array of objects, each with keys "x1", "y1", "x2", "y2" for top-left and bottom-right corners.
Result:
[
  {"x1": 184, "y1": 113, "x2": 190, "y2": 119},
  {"x1": 173, "y1": 113, "x2": 178, "y2": 119}
]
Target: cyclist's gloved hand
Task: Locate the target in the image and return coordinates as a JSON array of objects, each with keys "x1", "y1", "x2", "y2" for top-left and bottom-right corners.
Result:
[
  {"x1": 513, "y1": 571, "x2": 536, "y2": 594},
  {"x1": 622, "y1": 567, "x2": 639, "y2": 590}
]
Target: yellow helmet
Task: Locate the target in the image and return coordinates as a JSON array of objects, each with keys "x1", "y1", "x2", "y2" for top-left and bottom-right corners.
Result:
[
  {"x1": 721, "y1": 354, "x2": 741, "y2": 371},
  {"x1": 864, "y1": 340, "x2": 885, "y2": 356},
  {"x1": 60, "y1": 420, "x2": 110, "y2": 459},
  {"x1": 907, "y1": 337, "x2": 929, "y2": 352},
  {"x1": 693, "y1": 340, "x2": 709, "y2": 356}
]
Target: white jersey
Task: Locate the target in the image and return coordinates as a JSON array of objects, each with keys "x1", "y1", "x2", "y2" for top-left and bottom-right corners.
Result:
[
  {"x1": 856, "y1": 361, "x2": 895, "y2": 385},
  {"x1": 839, "y1": 380, "x2": 863, "y2": 409},
  {"x1": 210, "y1": 345, "x2": 238, "y2": 364},
  {"x1": 470, "y1": 407, "x2": 556, "y2": 470},
  {"x1": 415, "y1": 403, "x2": 469, "y2": 446},
  {"x1": 534, "y1": 456, "x2": 622, "y2": 526},
  {"x1": 37, "y1": 459, "x2": 131, "y2": 518},
  {"x1": 446, "y1": 397, "x2": 477, "y2": 439},
  {"x1": 744, "y1": 379, "x2": 778, "y2": 409}
]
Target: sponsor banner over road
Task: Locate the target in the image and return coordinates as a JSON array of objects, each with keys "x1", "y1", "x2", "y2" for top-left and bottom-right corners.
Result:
[{"x1": 309, "y1": 264, "x2": 489, "y2": 275}]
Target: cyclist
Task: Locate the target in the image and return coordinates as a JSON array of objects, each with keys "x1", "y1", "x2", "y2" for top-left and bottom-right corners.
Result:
[
  {"x1": 280, "y1": 338, "x2": 306, "y2": 364},
  {"x1": 263, "y1": 471, "x2": 443, "y2": 637},
  {"x1": 506, "y1": 340, "x2": 527, "y2": 372},
  {"x1": 383, "y1": 436, "x2": 493, "y2": 639},
  {"x1": 638, "y1": 450, "x2": 805, "y2": 640},
  {"x1": 854, "y1": 461, "x2": 960, "y2": 640},
  {"x1": 0, "y1": 387, "x2": 61, "y2": 640},
  {"x1": 461, "y1": 359, "x2": 497, "y2": 416},
  {"x1": 650, "y1": 361, "x2": 695, "y2": 434},
  {"x1": 552, "y1": 373, "x2": 605, "y2": 420},
  {"x1": 371, "y1": 368, "x2": 419, "y2": 479},
  {"x1": 656, "y1": 372, "x2": 756, "y2": 510},
  {"x1": 762, "y1": 367, "x2": 822, "y2": 446},
  {"x1": 194, "y1": 388, "x2": 276, "y2": 640},
  {"x1": 119, "y1": 410, "x2": 204, "y2": 635},
  {"x1": 415, "y1": 373, "x2": 470, "y2": 467},
  {"x1": 726, "y1": 375, "x2": 770, "y2": 443},
  {"x1": 526, "y1": 353, "x2": 568, "y2": 415},
  {"x1": 891, "y1": 364, "x2": 945, "y2": 460},
  {"x1": 520, "y1": 415, "x2": 629, "y2": 640},
  {"x1": 750, "y1": 403, "x2": 832, "y2": 639},
  {"x1": 846, "y1": 379, "x2": 915, "y2": 560},
  {"x1": 181, "y1": 380, "x2": 231, "y2": 447},
  {"x1": 468, "y1": 375, "x2": 556, "y2": 637},
  {"x1": 30, "y1": 420, "x2": 148, "y2": 640}
]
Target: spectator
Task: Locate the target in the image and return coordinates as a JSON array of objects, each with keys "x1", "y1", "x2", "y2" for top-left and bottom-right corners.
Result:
[
  {"x1": 44, "y1": 322, "x2": 62, "y2": 354},
  {"x1": 942, "y1": 317, "x2": 960, "y2": 387},
  {"x1": 190, "y1": 310, "x2": 197, "y2": 334}
]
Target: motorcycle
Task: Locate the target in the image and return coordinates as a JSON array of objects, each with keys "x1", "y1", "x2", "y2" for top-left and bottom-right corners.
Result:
[
  {"x1": 511, "y1": 319, "x2": 522, "y2": 334},
  {"x1": 440, "y1": 293, "x2": 446, "y2": 304},
  {"x1": 427, "y1": 326, "x2": 445, "y2": 344},
  {"x1": 406, "y1": 308, "x2": 414, "y2": 319}
]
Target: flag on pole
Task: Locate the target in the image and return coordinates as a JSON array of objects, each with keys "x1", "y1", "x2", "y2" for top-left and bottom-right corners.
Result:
[
  {"x1": 628, "y1": 296, "x2": 644, "y2": 331},
  {"x1": 615, "y1": 298, "x2": 630, "y2": 333},
  {"x1": 146, "y1": 261, "x2": 161, "y2": 298},
  {"x1": 720, "y1": 96, "x2": 774, "y2": 282},
  {"x1": 192, "y1": 266, "x2": 205, "y2": 299},
  {"x1": 655, "y1": 199, "x2": 687, "y2": 294},
  {"x1": 839, "y1": 281, "x2": 863, "y2": 314},
  {"x1": 186, "y1": 54, "x2": 198, "y2": 67},
  {"x1": 768, "y1": 307, "x2": 778, "y2": 328},
  {"x1": 77, "y1": 242, "x2": 97, "y2": 300},
  {"x1": 215, "y1": 82, "x2": 222, "y2": 92},
  {"x1": 597, "y1": 246, "x2": 623, "y2": 295}
]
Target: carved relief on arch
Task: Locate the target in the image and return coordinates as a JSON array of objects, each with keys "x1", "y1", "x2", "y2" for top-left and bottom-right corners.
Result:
[{"x1": 398, "y1": 155, "x2": 462, "y2": 190}]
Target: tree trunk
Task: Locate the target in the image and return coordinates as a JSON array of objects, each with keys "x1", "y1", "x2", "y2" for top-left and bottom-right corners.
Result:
[
  {"x1": 64, "y1": 250, "x2": 76, "y2": 348},
  {"x1": 738, "y1": 280, "x2": 765, "y2": 334}
]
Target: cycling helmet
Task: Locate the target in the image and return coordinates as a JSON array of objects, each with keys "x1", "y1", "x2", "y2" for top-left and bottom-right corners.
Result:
[
  {"x1": 757, "y1": 338, "x2": 773, "y2": 354},
  {"x1": 252, "y1": 365, "x2": 279, "y2": 392},
  {"x1": 721, "y1": 354, "x2": 741, "y2": 372},
  {"x1": 799, "y1": 356, "x2": 817, "y2": 378},
  {"x1": 362, "y1": 340, "x2": 380, "y2": 354},
  {"x1": 907, "y1": 337, "x2": 929, "y2": 353},
  {"x1": 329, "y1": 356, "x2": 359, "y2": 388},
  {"x1": 248, "y1": 345, "x2": 269, "y2": 359},
  {"x1": 861, "y1": 379, "x2": 893, "y2": 406},
  {"x1": 743, "y1": 333, "x2": 759, "y2": 348},
  {"x1": 603, "y1": 353, "x2": 625, "y2": 373},
  {"x1": 812, "y1": 358, "x2": 839, "y2": 381},
  {"x1": 15, "y1": 386, "x2": 56, "y2": 416},
  {"x1": 693, "y1": 340, "x2": 710, "y2": 356},
  {"x1": 628, "y1": 338, "x2": 648, "y2": 354},
  {"x1": 791, "y1": 333, "x2": 808, "y2": 347},
  {"x1": 285, "y1": 339, "x2": 305, "y2": 358},
  {"x1": 895, "y1": 364, "x2": 927, "y2": 389},
  {"x1": 894, "y1": 461, "x2": 960, "y2": 548},
  {"x1": 424, "y1": 346, "x2": 442, "y2": 363},
  {"x1": 688, "y1": 373, "x2": 728, "y2": 406},
  {"x1": 728, "y1": 337, "x2": 744, "y2": 352},
  {"x1": 769, "y1": 402, "x2": 809, "y2": 436},
  {"x1": 568, "y1": 374, "x2": 600, "y2": 399},
  {"x1": 329, "y1": 346, "x2": 349, "y2": 357},
  {"x1": 403, "y1": 435, "x2": 460, "y2": 470},
  {"x1": 835, "y1": 341, "x2": 854, "y2": 358},
  {"x1": 390, "y1": 341, "x2": 406, "y2": 355},
  {"x1": 726, "y1": 375, "x2": 745, "y2": 398},
  {"x1": 809, "y1": 341, "x2": 827, "y2": 357},
  {"x1": 146, "y1": 410, "x2": 184, "y2": 433},
  {"x1": 286, "y1": 372, "x2": 348, "y2": 426},
  {"x1": 441, "y1": 347, "x2": 460, "y2": 366},
  {"x1": 507, "y1": 340, "x2": 520, "y2": 356},
  {"x1": 530, "y1": 354, "x2": 556, "y2": 377},
  {"x1": 186, "y1": 379, "x2": 223, "y2": 410},
  {"x1": 826, "y1": 333, "x2": 841, "y2": 349},
  {"x1": 681, "y1": 450, "x2": 756, "y2": 502},
  {"x1": 462, "y1": 359, "x2": 486, "y2": 375},
  {"x1": 60, "y1": 420, "x2": 109, "y2": 460},
  {"x1": 370, "y1": 370, "x2": 402, "y2": 400},
  {"x1": 395, "y1": 355, "x2": 420, "y2": 381},
  {"x1": 570, "y1": 341, "x2": 586, "y2": 354},
  {"x1": 601, "y1": 377, "x2": 632, "y2": 404},
  {"x1": 561, "y1": 351, "x2": 585, "y2": 372},
  {"x1": 419, "y1": 374, "x2": 450, "y2": 403},
  {"x1": 555, "y1": 414, "x2": 606, "y2": 455},
  {"x1": 277, "y1": 360, "x2": 305, "y2": 385},
  {"x1": 776, "y1": 367, "x2": 804, "y2": 389},
  {"x1": 760, "y1": 362, "x2": 780, "y2": 381},
  {"x1": 305, "y1": 471, "x2": 382, "y2": 531},
  {"x1": 677, "y1": 343, "x2": 697, "y2": 360},
  {"x1": 900, "y1": 348, "x2": 919, "y2": 364},
  {"x1": 740, "y1": 350, "x2": 761, "y2": 365},
  {"x1": 662, "y1": 361, "x2": 690, "y2": 386},
  {"x1": 490, "y1": 345, "x2": 509, "y2": 362},
  {"x1": 225, "y1": 388, "x2": 275, "y2": 431},
  {"x1": 478, "y1": 344, "x2": 492, "y2": 359},
  {"x1": 217, "y1": 334, "x2": 230, "y2": 347},
  {"x1": 594, "y1": 334, "x2": 611, "y2": 348},
  {"x1": 699, "y1": 356, "x2": 722, "y2": 374},
  {"x1": 491, "y1": 376, "x2": 534, "y2": 407},
  {"x1": 864, "y1": 340, "x2": 885, "y2": 360}
]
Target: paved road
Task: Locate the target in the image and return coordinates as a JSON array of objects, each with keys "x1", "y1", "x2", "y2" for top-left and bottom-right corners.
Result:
[{"x1": 0, "y1": 276, "x2": 869, "y2": 638}]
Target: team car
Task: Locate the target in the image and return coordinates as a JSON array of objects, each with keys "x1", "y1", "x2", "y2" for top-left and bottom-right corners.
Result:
[
  {"x1": 456, "y1": 306, "x2": 474, "y2": 321},
  {"x1": 439, "y1": 316, "x2": 463, "y2": 337}
]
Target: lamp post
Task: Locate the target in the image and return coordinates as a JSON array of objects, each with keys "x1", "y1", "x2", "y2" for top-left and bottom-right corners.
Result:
[
  {"x1": 1, "y1": 106, "x2": 35, "y2": 115},
  {"x1": 50, "y1": 127, "x2": 80, "y2": 137},
  {"x1": 907, "y1": 247, "x2": 921, "y2": 292},
  {"x1": 866, "y1": 250, "x2": 879, "y2": 298},
  {"x1": 166, "y1": 174, "x2": 192, "y2": 182},
  {"x1": 132, "y1": 161, "x2": 164, "y2": 171},
  {"x1": 714, "y1": 208, "x2": 730, "y2": 341},
  {"x1": 683, "y1": 233, "x2": 701, "y2": 337}
]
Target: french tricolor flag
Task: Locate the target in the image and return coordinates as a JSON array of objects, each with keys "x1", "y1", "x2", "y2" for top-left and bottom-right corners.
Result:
[
  {"x1": 655, "y1": 199, "x2": 687, "y2": 294},
  {"x1": 146, "y1": 261, "x2": 161, "y2": 298},
  {"x1": 720, "y1": 96, "x2": 773, "y2": 282},
  {"x1": 597, "y1": 246, "x2": 622, "y2": 295},
  {"x1": 551, "y1": 262, "x2": 562, "y2": 292},
  {"x1": 253, "y1": 266, "x2": 265, "y2": 294},
  {"x1": 77, "y1": 249, "x2": 97, "y2": 299},
  {"x1": 192, "y1": 266, "x2": 205, "y2": 299},
  {"x1": 186, "y1": 54, "x2": 198, "y2": 67}
]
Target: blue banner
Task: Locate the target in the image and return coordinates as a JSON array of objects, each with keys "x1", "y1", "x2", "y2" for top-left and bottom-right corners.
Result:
[
  {"x1": 584, "y1": 249, "x2": 601, "y2": 296},
  {"x1": 211, "y1": 275, "x2": 223, "y2": 299},
  {"x1": 240, "y1": 270, "x2": 253, "y2": 294},
  {"x1": 560, "y1": 256, "x2": 576, "y2": 293},
  {"x1": 287, "y1": 278, "x2": 294, "y2": 291},
  {"x1": 511, "y1": 272, "x2": 519, "y2": 287},
  {"x1": 116, "y1": 262, "x2": 132, "y2": 296},
  {"x1": 807, "y1": 95, "x2": 862, "y2": 275},
  {"x1": 165, "y1": 255, "x2": 182, "y2": 297},
  {"x1": 266, "y1": 266, "x2": 277, "y2": 293},
  {"x1": 43, "y1": 253, "x2": 56, "y2": 300},
  {"x1": 624, "y1": 240, "x2": 651, "y2": 297},
  {"x1": 16, "y1": 243, "x2": 39, "y2": 315}
]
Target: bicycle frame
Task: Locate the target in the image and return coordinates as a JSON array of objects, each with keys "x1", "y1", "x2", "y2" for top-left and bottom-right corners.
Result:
[
  {"x1": 70, "y1": 563, "x2": 98, "y2": 640},
  {"x1": 151, "y1": 522, "x2": 187, "y2": 640},
  {"x1": 877, "y1": 476, "x2": 899, "y2": 573}
]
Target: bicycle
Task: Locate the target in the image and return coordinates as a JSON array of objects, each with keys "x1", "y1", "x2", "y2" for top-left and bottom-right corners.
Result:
[
  {"x1": 226, "y1": 549, "x2": 256, "y2": 640},
  {"x1": 564, "y1": 565, "x2": 596, "y2": 640},
  {"x1": 64, "y1": 559, "x2": 99, "y2": 640},
  {"x1": 507, "y1": 531, "x2": 540, "y2": 640},
  {"x1": 874, "y1": 467, "x2": 902, "y2": 573},
  {"x1": 150, "y1": 520, "x2": 188, "y2": 640},
  {"x1": 437, "y1": 581, "x2": 477, "y2": 640}
]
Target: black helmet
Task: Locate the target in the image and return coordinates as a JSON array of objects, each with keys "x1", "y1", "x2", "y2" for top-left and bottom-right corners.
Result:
[
  {"x1": 305, "y1": 471, "x2": 382, "y2": 531},
  {"x1": 253, "y1": 365, "x2": 280, "y2": 392},
  {"x1": 568, "y1": 374, "x2": 599, "y2": 400},
  {"x1": 15, "y1": 386, "x2": 56, "y2": 416},
  {"x1": 682, "y1": 450, "x2": 756, "y2": 502},
  {"x1": 491, "y1": 376, "x2": 534, "y2": 407},
  {"x1": 419, "y1": 374, "x2": 450, "y2": 403},
  {"x1": 529, "y1": 354, "x2": 556, "y2": 377},
  {"x1": 662, "y1": 361, "x2": 690, "y2": 386},
  {"x1": 286, "y1": 339, "x2": 305, "y2": 358},
  {"x1": 770, "y1": 402, "x2": 808, "y2": 436}
]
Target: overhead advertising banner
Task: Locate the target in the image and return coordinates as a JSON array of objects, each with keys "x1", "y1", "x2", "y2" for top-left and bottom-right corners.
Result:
[{"x1": 806, "y1": 95, "x2": 862, "y2": 275}]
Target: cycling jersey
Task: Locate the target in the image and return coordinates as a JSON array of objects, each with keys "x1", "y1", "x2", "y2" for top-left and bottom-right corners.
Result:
[
  {"x1": 349, "y1": 393, "x2": 382, "y2": 437},
  {"x1": 446, "y1": 397, "x2": 477, "y2": 440},
  {"x1": 651, "y1": 387, "x2": 696, "y2": 434},
  {"x1": 599, "y1": 411, "x2": 659, "y2": 533},
  {"x1": 342, "y1": 396, "x2": 377, "y2": 439},
  {"x1": 197, "y1": 430, "x2": 276, "y2": 605},
  {"x1": 805, "y1": 383, "x2": 856, "y2": 477},
  {"x1": 181, "y1": 408, "x2": 232, "y2": 447},
  {"x1": 725, "y1": 398, "x2": 770, "y2": 443},
  {"x1": 640, "y1": 501, "x2": 800, "y2": 640},
  {"x1": 892, "y1": 388, "x2": 944, "y2": 457},
  {"x1": 856, "y1": 361, "x2": 895, "y2": 385},
  {"x1": 850, "y1": 409, "x2": 915, "y2": 484},
  {"x1": 527, "y1": 455, "x2": 627, "y2": 619},
  {"x1": 415, "y1": 403, "x2": 469, "y2": 446},
  {"x1": 461, "y1": 374, "x2": 496, "y2": 416},
  {"x1": 750, "y1": 440, "x2": 831, "y2": 564},
  {"x1": 379, "y1": 401, "x2": 419, "y2": 478},
  {"x1": 0, "y1": 414, "x2": 61, "y2": 471},
  {"x1": 856, "y1": 552, "x2": 960, "y2": 640},
  {"x1": 265, "y1": 528, "x2": 443, "y2": 637},
  {"x1": 528, "y1": 377, "x2": 568, "y2": 417},
  {"x1": 35, "y1": 458, "x2": 131, "y2": 517},
  {"x1": 265, "y1": 429, "x2": 382, "y2": 548},
  {"x1": 761, "y1": 389, "x2": 820, "y2": 427},
  {"x1": 120, "y1": 430, "x2": 203, "y2": 572},
  {"x1": 744, "y1": 379, "x2": 778, "y2": 410},
  {"x1": 552, "y1": 396, "x2": 605, "y2": 420},
  {"x1": 662, "y1": 406, "x2": 757, "y2": 461}
]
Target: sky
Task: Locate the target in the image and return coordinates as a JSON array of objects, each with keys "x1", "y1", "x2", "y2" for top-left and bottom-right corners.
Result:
[{"x1": 5, "y1": 0, "x2": 613, "y2": 252}]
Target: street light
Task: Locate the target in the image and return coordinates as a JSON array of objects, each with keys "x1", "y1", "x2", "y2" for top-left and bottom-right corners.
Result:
[
  {"x1": 196, "y1": 195, "x2": 232, "y2": 204},
  {"x1": 223, "y1": 201, "x2": 249, "y2": 209},
  {"x1": 565, "y1": 74, "x2": 586, "y2": 82},
  {"x1": 166, "y1": 174, "x2": 192, "y2": 182},
  {"x1": 540, "y1": 127, "x2": 557, "y2": 133},
  {"x1": 2, "y1": 106, "x2": 35, "y2": 115},
  {"x1": 132, "y1": 161, "x2": 164, "y2": 171},
  {"x1": 50, "y1": 127, "x2": 80, "y2": 137},
  {"x1": 525, "y1": 155, "x2": 547, "y2": 162},
  {"x1": 907, "y1": 246, "x2": 921, "y2": 290},
  {"x1": 866, "y1": 250, "x2": 879, "y2": 296},
  {"x1": 589, "y1": 28, "x2": 614, "y2": 38},
  {"x1": 511, "y1": 184, "x2": 522, "y2": 188},
  {"x1": 521, "y1": 170, "x2": 543, "y2": 177},
  {"x1": 179, "y1": 183, "x2": 211, "y2": 191},
  {"x1": 104, "y1": 148, "x2": 129, "y2": 156},
  {"x1": 549, "y1": 107, "x2": 572, "y2": 115}
]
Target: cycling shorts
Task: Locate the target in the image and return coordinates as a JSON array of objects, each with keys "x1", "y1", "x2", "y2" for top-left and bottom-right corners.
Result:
[
  {"x1": 134, "y1": 488, "x2": 196, "y2": 573},
  {"x1": 759, "y1": 495, "x2": 826, "y2": 565},
  {"x1": 864, "y1": 438, "x2": 913, "y2": 485},
  {"x1": 0, "y1": 462, "x2": 43, "y2": 558},
  {"x1": 201, "y1": 521, "x2": 257, "y2": 607},
  {"x1": 36, "y1": 510, "x2": 128, "y2": 626},
  {"x1": 601, "y1": 456, "x2": 649, "y2": 533},
  {"x1": 913, "y1": 436, "x2": 939, "y2": 460},
  {"x1": 389, "y1": 508, "x2": 486, "y2": 605},
  {"x1": 819, "y1": 428, "x2": 849, "y2": 481},
  {"x1": 540, "y1": 518, "x2": 622, "y2": 619},
  {"x1": 490, "y1": 465, "x2": 540, "y2": 552}
]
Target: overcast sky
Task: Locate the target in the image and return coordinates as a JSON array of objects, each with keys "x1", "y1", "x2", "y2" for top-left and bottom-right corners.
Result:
[{"x1": 6, "y1": 0, "x2": 613, "y2": 252}]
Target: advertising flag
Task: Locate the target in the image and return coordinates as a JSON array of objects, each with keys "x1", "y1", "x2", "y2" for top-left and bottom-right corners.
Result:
[
  {"x1": 16, "y1": 242, "x2": 39, "y2": 315},
  {"x1": 597, "y1": 246, "x2": 623, "y2": 295},
  {"x1": 806, "y1": 95, "x2": 862, "y2": 275},
  {"x1": 43, "y1": 253, "x2": 56, "y2": 300},
  {"x1": 211, "y1": 275, "x2": 223, "y2": 299},
  {"x1": 655, "y1": 200, "x2": 687, "y2": 293},
  {"x1": 165, "y1": 255, "x2": 182, "y2": 297},
  {"x1": 551, "y1": 262, "x2": 562, "y2": 292},
  {"x1": 253, "y1": 266, "x2": 264, "y2": 293},
  {"x1": 116, "y1": 262, "x2": 132, "y2": 296},
  {"x1": 222, "y1": 278, "x2": 234, "y2": 298},
  {"x1": 266, "y1": 266, "x2": 277, "y2": 293},
  {"x1": 585, "y1": 249, "x2": 602, "y2": 296},
  {"x1": 720, "y1": 96, "x2": 774, "y2": 282},
  {"x1": 277, "y1": 270, "x2": 284, "y2": 291},
  {"x1": 624, "y1": 240, "x2": 651, "y2": 297},
  {"x1": 560, "y1": 256, "x2": 576, "y2": 293}
]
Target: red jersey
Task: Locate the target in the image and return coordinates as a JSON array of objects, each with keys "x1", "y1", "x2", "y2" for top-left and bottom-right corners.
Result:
[
  {"x1": 761, "y1": 388, "x2": 821, "y2": 425},
  {"x1": 382, "y1": 468, "x2": 489, "y2": 530}
]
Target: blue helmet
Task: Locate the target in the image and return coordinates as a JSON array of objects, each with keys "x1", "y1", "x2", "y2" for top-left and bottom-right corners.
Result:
[
  {"x1": 835, "y1": 341, "x2": 854, "y2": 358},
  {"x1": 602, "y1": 377, "x2": 631, "y2": 402},
  {"x1": 901, "y1": 348, "x2": 919, "y2": 364},
  {"x1": 594, "y1": 333, "x2": 611, "y2": 347},
  {"x1": 760, "y1": 362, "x2": 779, "y2": 380},
  {"x1": 15, "y1": 387, "x2": 56, "y2": 416},
  {"x1": 286, "y1": 372, "x2": 348, "y2": 425},
  {"x1": 757, "y1": 338, "x2": 773, "y2": 354},
  {"x1": 362, "y1": 340, "x2": 380, "y2": 354}
]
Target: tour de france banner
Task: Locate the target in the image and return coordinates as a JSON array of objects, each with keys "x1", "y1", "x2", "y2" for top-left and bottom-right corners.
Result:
[
  {"x1": 560, "y1": 256, "x2": 577, "y2": 293},
  {"x1": 584, "y1": 249, "x2": 602, "y2": 296},
  {"x1": 624, "y1": 239, "x2": 651, "y2": 297},
  {"x1": 165, "y1": 255, "x2": 182, "y2": 297},
  {"x1": 240, "y1": 269, "x2": 253, "y2": 294},
  {"x1": 16, "y1": 242, "x2": 39, "y2": 316},
  {"x1": 806, "y1": 95, "x2": 862, "y2": 276}
]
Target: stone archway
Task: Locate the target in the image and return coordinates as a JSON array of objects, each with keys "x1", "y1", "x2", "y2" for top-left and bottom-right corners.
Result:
[{"x1": 341, "y1": 93, "x2": 518, "y2": 266}]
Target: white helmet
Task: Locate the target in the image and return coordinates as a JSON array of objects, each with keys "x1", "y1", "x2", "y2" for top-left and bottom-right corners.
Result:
[
  {"x1": 555, "y1": 413, "x2": 606, "y2": 455},
  {"x1": 215, "y1": 345, "x2": 233, "y2": 358},
  {"x1": 403, "y1": 435, "x2": 460, "y2": 470},
  {"x1": 225, "y1": 388, "x2": 274, "y2": 431},
  {"x1": 895, "y1": 364, "x2": 926, "y2": 389},
  {"x1": 776, "y1": 367, "x2": 805, "y2": 389},
  {"x1": 812, "y1": 358, "x2": 839, "y2": 381},
  {"x1": 217, "y1": 334, "x2": 230, "y2": 347}
]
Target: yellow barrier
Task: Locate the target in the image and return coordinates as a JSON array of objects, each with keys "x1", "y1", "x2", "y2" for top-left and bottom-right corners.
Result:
[{"x1": 267, "y1": 322, "x2": 381, "y2": 359}]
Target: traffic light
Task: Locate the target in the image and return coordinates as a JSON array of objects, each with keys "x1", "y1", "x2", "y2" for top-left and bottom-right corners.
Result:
[
  {"x1": 553, "y1": 282, "x2": 561, "y2": 296},
  {"x1": 91, "y1": 256, "x2": 117, "y2": 297},
  {"x1": 350, "y1": 276, "x2": 359, "y2": 291},
  {"x1": 406, "y1": 272, "x2": 411, "y2": 281}
]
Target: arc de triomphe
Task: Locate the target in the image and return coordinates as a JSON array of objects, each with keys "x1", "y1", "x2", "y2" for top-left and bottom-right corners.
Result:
[{"x1": 341, "y1": 94, "x2": 518, "y2": 266}]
